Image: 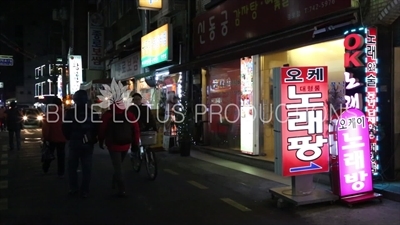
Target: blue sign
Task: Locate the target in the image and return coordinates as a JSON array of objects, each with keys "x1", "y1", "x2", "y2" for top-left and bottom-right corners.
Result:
[
  {"x1": 289, "y1": 162, "x2": 322, "y2": 173},
  {"x1": 0, "y1": 58, "x2": 13, "y2": 66}
]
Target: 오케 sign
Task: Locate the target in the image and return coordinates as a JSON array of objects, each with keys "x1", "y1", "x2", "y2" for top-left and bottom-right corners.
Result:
[
  {"x1": 280, "y1": 66, "x2": 329, "y2": 177},
  {"x1": 141, "y1": 23, "x2": 172, "y2": 68}
]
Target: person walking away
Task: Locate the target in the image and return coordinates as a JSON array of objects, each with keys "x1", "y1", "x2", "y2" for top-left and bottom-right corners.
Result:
[
  {"x1": 4, "y1": 101, "x2": 23, "y2": 150},
  {"x1": 99, "y1": 102, "x2": 140, "y2": 197},
  {"x1": 42, "y1": 97, "x2": 67, "y2": 177},
  {"x1": 0, "y1": 106, "x2": 6, "y2": 131},
  {"x1": 62, "y1": 90, "x2": 99, "y2": 198},
  {"x1": 128, "y1": 93, "x2": 157, "y2": 132}
]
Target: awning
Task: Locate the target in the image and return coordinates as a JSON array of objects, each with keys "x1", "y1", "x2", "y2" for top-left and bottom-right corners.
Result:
[{"x1": 169, "y1": 10, "x2": 357, "y2": 74}]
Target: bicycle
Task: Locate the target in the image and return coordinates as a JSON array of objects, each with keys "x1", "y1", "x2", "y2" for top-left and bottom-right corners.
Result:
[{"x1": 130, "y1": 131, "x2": 157, "y2": 180}]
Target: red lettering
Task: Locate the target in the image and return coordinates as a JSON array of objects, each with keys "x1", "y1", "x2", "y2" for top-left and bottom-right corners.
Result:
[
  {"x1": 344, "y1": 33, "x2": 365, "y2": 68},
  {"x1": 344, "y1": 33, "x2": 364, "y2": 50},
  {"x1": 345, "y1": 51, "x2": 363, "y2": 67}
]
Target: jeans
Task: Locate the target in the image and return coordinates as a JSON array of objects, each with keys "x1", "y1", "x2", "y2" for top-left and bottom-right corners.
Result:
[
  {"x1": 8, "y1": 129, "x2": 21, "y2": 150},
  {"x1": 42, "y1": 142, "x2": 66, "y2": 175},
  {"x1": 68, "y1": 144, "x2": 93, "y2": 194},
  {"x1": 108, "y1": 150, "x2": 128, "y2": 193}
]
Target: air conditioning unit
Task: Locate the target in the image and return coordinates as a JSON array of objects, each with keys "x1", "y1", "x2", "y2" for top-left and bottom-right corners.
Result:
[{"x1": 158, "y1": 17, "x2": 171, "y2": 27}]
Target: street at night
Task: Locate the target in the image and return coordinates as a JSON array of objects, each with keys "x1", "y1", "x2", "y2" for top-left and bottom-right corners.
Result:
[{"x1": 0, "y1": 127, "x2": 399, "y2": 225}]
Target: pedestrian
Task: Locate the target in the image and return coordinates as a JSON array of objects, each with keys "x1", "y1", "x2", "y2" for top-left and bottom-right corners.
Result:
[
  {"x1": 42, "y1": 97, "x2": 67, "y2": 177},
  {"x1": 62, "y1": 90, "x2": 99, "y2": 198},
  {"x1": 4, "y1": 101, "x2": 23, "y2": 151},
  {"x1": 98, "y1": 102, "x2": 140, "y2": 197},
  {"x1": 0, "y1": 106, "x2": 6, "y2": 131},
  {"x1": 128, "y1": 93, "x2": 157, "y2": 132}
]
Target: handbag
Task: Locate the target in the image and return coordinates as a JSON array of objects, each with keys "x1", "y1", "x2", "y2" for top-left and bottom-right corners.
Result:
[{"x1": 41, "y1": 141, "x2": 55, "y2": 163}]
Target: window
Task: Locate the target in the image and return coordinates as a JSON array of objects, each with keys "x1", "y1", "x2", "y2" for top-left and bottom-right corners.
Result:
[
  {"x1": 35, "y1": 68, "x2": 40, "y2": 79},
  {"x1": 35, "y1": 84, "x2": 39, "y2": 96},
  {"x1": 41, "y1": 82, "x2": 45, "y2": 96}
]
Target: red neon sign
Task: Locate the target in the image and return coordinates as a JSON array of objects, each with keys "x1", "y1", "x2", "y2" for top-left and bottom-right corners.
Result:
[
  {"x1": 280, "y1": 66, "x2": 329, "y2": 177},
  {"x1": 344, "y1": 33, "x2": 365, "y2": 68}
]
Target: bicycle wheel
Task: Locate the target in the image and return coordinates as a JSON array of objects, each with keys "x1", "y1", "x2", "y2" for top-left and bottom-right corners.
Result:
[
  {"x1": 130, "y1": 149, "x2": 142, "y2": 172},
  {"x1": 145, "y1": 148, "x2": 157, "y2": 180}
]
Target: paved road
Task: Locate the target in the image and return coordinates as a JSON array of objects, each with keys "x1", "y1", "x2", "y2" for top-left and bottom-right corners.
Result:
[{"x1": 0, "y1": 128, "x2": 399, "y2": 225}]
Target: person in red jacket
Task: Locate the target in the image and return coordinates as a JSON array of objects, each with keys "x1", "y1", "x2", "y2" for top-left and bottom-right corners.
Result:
[
  {"x1": 98, "y1": 103, "x2": 140, "y2": 197},
  {"x1": 42, "y1": 97, "x2": 67, "y2": 177}
]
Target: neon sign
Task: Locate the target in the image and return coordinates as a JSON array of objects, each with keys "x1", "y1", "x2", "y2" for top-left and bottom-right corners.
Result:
[
  {"x1": 336, "y1": 108, "x2": 373, "y2": 196},
  {"x1": 343, "y1": 27, "x2": 379, "y2": 175}
]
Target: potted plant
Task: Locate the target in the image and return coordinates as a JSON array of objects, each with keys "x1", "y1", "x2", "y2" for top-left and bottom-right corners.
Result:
[{"x1": 175, "y1": 90, "x2": 194, "y2": 157}]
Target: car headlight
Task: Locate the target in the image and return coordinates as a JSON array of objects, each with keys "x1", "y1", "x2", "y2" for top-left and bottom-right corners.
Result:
[
  {"x1": 23, "y1": 116, "x2": 28, "y2": 120},
  {"x1": 37, "y1": 115, "x2": 43, "y2": 121}
]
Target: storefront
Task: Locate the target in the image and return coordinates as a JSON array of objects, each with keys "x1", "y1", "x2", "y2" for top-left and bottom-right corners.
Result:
[
  {"x1": 138, "y1": 22, "x2": 183, "y2": 150},
  {"x1": 170, "y1": 0, "x2": 396, "y2": 178}
]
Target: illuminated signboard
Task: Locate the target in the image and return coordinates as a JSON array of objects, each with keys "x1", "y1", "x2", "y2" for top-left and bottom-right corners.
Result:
[
  {"x1": 336, "y1": 108, "x2": 373, "y2": 196},
  {"x1": 138, "y1": 0, "x2": 162, "y2": 10},
  {"x1": 57, "y1": 75, "x2": 63, "y2": 99},
  {"x1": 68, "y1": 55, "x2": 83, "y2": 95},
  {"x1": 344, "y1": 27, "x2": 379, "y2": 175},
  {"x1": 141, "y1": 23, "x2": 172, "y2": 67},
  {"x1": 280, "y1": 66, "x2": 329, "y2": 176},
  {"x1": 240, "y1": 57, "x2": 254, "y2": 154}
]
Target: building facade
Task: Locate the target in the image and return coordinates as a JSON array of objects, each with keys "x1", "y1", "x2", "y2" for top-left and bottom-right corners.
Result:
[{"x1": 168, "y1": 0, "x2": 400, "y2": 180}]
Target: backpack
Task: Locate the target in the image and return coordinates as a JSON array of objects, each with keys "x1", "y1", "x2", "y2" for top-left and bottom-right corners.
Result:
[
  {"x1": 106, "y1": 113, "x2": 133, "y2": 145},
  {"x1": 66, "y1": 108, "x2": 98, "y2": 145}
]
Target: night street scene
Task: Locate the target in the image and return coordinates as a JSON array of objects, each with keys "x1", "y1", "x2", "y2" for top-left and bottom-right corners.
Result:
[{"x1": 1, "y1": 0, "x2": 400, "y2": 225}]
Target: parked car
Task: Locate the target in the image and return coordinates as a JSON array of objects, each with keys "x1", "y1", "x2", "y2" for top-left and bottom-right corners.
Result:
[{"x1": 22, "y1": 108, "x2": 44, "y2": 127}]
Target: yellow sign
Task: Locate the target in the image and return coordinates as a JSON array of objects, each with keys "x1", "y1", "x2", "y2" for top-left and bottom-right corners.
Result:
[
  {"x1": 141, "y1": 23, "x2": 172, "y2": 67},
  {"x1": 138, "y1": 0, "x2": 162, "y2": 10}
]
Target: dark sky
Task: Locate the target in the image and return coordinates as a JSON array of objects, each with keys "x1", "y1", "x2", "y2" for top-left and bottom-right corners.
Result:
[{"x1": 0, "y1": 0, "x2": 63, "y2": 98}]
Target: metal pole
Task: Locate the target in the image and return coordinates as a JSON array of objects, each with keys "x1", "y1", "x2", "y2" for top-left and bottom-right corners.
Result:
[
  {"x1": 141, "y1": 10, "x2": 149, "y2": 73},
  {"x1": 61, "y1": 20, "x2": 67, "y2": 99}
]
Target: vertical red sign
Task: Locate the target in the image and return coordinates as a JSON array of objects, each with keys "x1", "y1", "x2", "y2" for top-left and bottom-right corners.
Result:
[
  {"x1": 280, "y1": 66, "x2": 329, "y2": 177},
  {"x1": 364, "y1": 27, "x2": 378, "y2": 175},
  {"x1": 343, "y1": 27, "x2": 379, "y2": 175}
]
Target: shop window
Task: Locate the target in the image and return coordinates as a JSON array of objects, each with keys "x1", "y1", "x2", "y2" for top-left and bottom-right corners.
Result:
[{"x1": 203, "y1": 60, "x2": 241, "y2": 150}]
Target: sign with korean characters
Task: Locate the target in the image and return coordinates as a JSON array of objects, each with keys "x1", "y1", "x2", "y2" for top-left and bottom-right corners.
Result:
[
  {"x1": 141, "y1": 23, "x2": 172, "y2": 67},
  {"x1": 344, "y1": 27, "x2": 379, "y2": 175},
  {"x1": 0, "y1": 55, "x2": 13, "y2": 66},
  {"x1": 111, "y1": 52, "x2": 141, "y2": 80},
  {"x1": 88, "y1": 12, "x2": 104, "y2": 70},
  {"x1": 193, "y1": 0, "x2": 355, "y2": 56},
  {"x1": 336, "y1": 108, "x2": 373, "y2": 196},
  {"x1": 280, "y1": 66, "x2": 329, "y2": 177},
  {"x1": 68, "y1": 55, "x2": 83, "y2": 95}
]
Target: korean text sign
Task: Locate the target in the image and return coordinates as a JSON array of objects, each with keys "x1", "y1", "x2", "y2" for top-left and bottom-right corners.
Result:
[
  {"x1": 68, "y1": 55, "x2": 83, "y2": 95},
  {"x1": 141, "y1": 23, "x2": 172, "y2": 67},
  {"x1": 343, "y1": 27, "x2": 379, "y2": 175},
  {"x1": 336, "y1": 108, "x2": 372, "y2": 196},
  {"x1": 280, "y1": 66, "x2": 329, "y2": 177},
  {"x1": 193, "y1": 0, "x2": 354, "y2": 56}
]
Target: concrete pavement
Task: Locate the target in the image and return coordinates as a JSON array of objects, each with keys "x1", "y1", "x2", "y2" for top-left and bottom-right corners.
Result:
[{"x1": 0, "y1": 128, "x2": 400, "y2": 225}]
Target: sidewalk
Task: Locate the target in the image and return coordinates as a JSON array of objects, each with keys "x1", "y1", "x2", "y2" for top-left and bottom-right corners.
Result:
[{"x1": 191, "y1": 145, "x2": 400, "y2": 202}]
